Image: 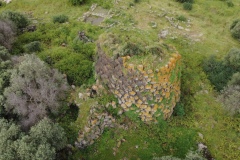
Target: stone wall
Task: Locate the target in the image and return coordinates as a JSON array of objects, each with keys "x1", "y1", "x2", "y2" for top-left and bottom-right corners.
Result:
[{"x1": 95, "y1": 45, "x2": 181, "y2": 122}]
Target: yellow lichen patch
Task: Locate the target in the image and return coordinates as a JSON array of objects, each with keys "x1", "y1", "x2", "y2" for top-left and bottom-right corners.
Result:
[
  {"x1": 126, "y1": 102, "x2": 132, "y2": 107},
  {"x1": 145, "y1": 84, "x2": 152, "y2": 90},
  {"x1": 165, "y1": 92, "x2": 170, "y2": 99},
  {"x1": 137, "y1": 64, "x2": 144, "y2": 71},
  {"x1": 127, "y1": 63, "x2": 135, "y2": 70},
  {"x1": 137, "y1": 99, "x2": 143, "y2": 105},
  {"x1": 129, "y1": 91, "x2": 136, "y2": 96}
]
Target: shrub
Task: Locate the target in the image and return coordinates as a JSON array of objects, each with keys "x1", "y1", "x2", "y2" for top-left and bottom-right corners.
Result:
[
  {"x1": 173, "y1": 102, "x2": 185, "y2": 117},
  {"x1": 1, "y1": 10, "x2": 29, "y2": 29},
  {"x1": 0, "y1": 19, "x2": 16, "y2": 49},
  {"x1": 134, "y1": 0, "x2": 140, "y2": 3},
  {"x1": 227, "y1": 0, "x2": 234, "y2": 7},
  {"x1": 24, "y1": 41, "x2": 42, "y2": 53},
  {"x1": 218, "y1": 85, "x2": 240, "y2": 116},
  {"x1": 0, "y1": 46, "x2": 11, "y2": 112},
  {"x1": 230, "y1": 19, "x2": 240, "y2": 40},
  {"x1": 55, "y1": 53, "x2": 93, "y2": 86},
  {"x1": 176, "y1": 0, "x2": 194, "y2": 3},
  {"x1": 228, "y1": 72, "x2": 240, "y2": 86},
  {"x1": 203, "y1": 55, "x2": 236, "y2": 91},
  {"x1": 69, "y1": 0, "x2": 86, "y2": 5},
  {"x1": 224, "y1": 48, "x2": 240, "y2": 69},
  {"x1": 0, "y1": 1, "x2": 6, "y2": 7},
  {"x1": 177, "y1": 15, "x2": 187, "y2": 22},
  {"x1": 53, "y1": 14, "x2": 69, "y2": 24},
  {"x1": 183, "y1": 2, "x2": 193, "y2": 10}
]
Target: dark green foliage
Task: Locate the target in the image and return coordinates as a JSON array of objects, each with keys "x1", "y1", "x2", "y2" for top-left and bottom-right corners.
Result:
[
  {"x1": 71, "y1": 41, "x2": 95, "y2": 60},
  {"x1": 177, "y1": 15, "x2": 187, "y2": 22},
  {"x1": 203, "y1": 49, "x2": 240, "y2": 91},
  {"x1": 177, "y1": 0, "x2": 193, "y2": 3},
  {"x1": 69, "y1": 0, "x2": 86, "y2": 5},
  {"x1": 227, "y1": 0, "x2": 234, "y2": 7},
  {"x1": 134, "y1": 0, "x2": 140, "y2": 3},
  {"x1": 1, "y1": 10, "x2": 29, "y2": 29},
  {"x1": 53, "y1": 14, "x2": 69, "y2": 24},
  {"x1": 56, "y1": 104, "x2": 79, "y2": 144},
  {"x1": 0, "y1": 118, "x2": 21, "y2": 160},
  {"x1": 183, "y1": 2, "x2": 193, "y2": 10},
  {"x1": 173, "y1": 102, "x2": 185, "y2": 117},
  {"x1": 230, "y1": 19, "x2": 240, "y2": 40},
  {"x1": 0, "y1": 46, "x2": 11, "y2": 115},
  {"x1": 202, "y1": 55, "x2": 236, "y2": 91},
  {"x1": 24, "y1": 41, "x2": 42, "y2": 53},
  {"x1": 55, "y1": 53, "x2": 93, "y2": 86},
  {"x1": 0, "y1": 1, "x2": 6, "y2": 8}
]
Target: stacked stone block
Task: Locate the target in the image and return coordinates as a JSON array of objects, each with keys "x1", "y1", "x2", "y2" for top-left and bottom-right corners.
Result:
[{"x1": 95, "y1": 45, "x2": 181, "y2": 122}]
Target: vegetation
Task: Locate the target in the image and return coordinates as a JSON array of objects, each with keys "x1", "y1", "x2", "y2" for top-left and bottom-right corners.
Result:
[
  {"x1": 53, "y1": 14, "x2": 69, "y2": 24},
  {"x1": 0, "y1": 118, "x2": 66, "y2": 160},
  {"x1": 0, "y1": 10, "x2": 29, "y2": 30},
  {"x1": 0, "y1": 19, "x2": 16, "y2": 49},
  {"x1": 4, "y1": 54, "x2": 69, "y2": 129},
  {"x1": 230, "y1": 19, "x2": 240, "y2": 40},
  {"x1": 0, "y1": 0, "x2": 239, "y2": 159}
]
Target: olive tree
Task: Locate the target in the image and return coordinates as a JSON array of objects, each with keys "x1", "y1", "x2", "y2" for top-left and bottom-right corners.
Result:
[
  {"x1": 0, "y1": 46, "x2": 12, "y2": 115},
  {"x1": 0, "y1": 118, "x2": 67, "y2": 160},
  {"x1": 218, "y1": 85, "x2": 240, "y2": 116},
  {"x1": 4, "y1": 54, "x2": 69, "y2": 129},
  {"x1": 0, "y1": 19, "x2": 16, "y2": 50}
]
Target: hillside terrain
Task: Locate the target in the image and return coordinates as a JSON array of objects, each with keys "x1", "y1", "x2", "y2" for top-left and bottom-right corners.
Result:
[{"x1": 0, "y1": 0, "x2": 240, "y2": 160}]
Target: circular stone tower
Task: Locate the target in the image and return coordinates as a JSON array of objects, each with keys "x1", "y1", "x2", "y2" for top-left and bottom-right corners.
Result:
[{"x1": 95, "y1": 29, "x2": 181, "y2": 122}]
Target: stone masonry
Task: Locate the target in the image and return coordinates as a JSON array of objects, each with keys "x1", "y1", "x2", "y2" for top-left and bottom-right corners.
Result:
[{"x1": 95, "y1": 44, "x2": 181, "y2": 122}]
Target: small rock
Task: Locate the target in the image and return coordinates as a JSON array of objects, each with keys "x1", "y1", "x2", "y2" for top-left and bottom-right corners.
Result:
[
  {"x1": 78, "y1": 93, "x2": 84, "y2": 99},
  {"x1": 159, "y1": 30, "x2": 169, "y2": 39},
  {"x1": 71, "y1": 85, "x2": 75, "y2": 89},
  {"x1": 135, "y1": 145, "x2": 139, "y2": 149},
  {"x1": 178, "y1": 25, "x2": 184, "y2": 30},
  {"x1": 117, "y1": 141, "x2": 121, "y2": 148},
  {"x1": 198, "y1": 132, "x2": 204, "y2": 140},
  {"x1": 118, "y1": 110, "x2": 123, "y2": 115},
  {"x1": 198, "y1": 143, "x2": 207, "y2": 151}
]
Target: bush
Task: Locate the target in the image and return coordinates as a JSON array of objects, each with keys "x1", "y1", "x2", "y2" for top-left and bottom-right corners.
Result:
[
  {"x1": 176, "y1": 0, "x2": 194, "y2": 3},
  {"x1": 69, "y1": 0, "x2": 86, "y2": 5},
  {"x1": 224, "y1": 48, "x2": 240, "y2": 69},
  {"x1": 24, "y1": 41, "x2": 42, "y2": 53},
  {"x1": 218, "y1": 85, "x2": 240, "y2": 116},
  {"x1": 177, "y1": 15, "x2": 187, "y2": 22},
  {"x1": 183, "y1": 2, "x2": 193, "y2": 10},
  {"x1": 53, "y1": 14, "x2": 69, "y2": 23},
  {"x1": 203, "y1": 55, "x2": 236, "y2": 91},
  {"x1": 173, "y1": 102, "x2": 185, "y2": 117},
  {"x1": 228, "y1": 72, "x2": 240, "y2": 86},
  {"x1": 0, "y1": 10, "x2": 29, "y2": 29},
  {"x1": 0, "y1": 19, "x2": 16, "y2": 49},
  {"x1": 227, "y1": 0, "x2": 234, "y2": 7},
  {"x1": 230, "y1": 19, "x2": 240, "y2": 40},
  {"x1": 55, "y1": 54, "x2": 93, "y2": 86}
]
